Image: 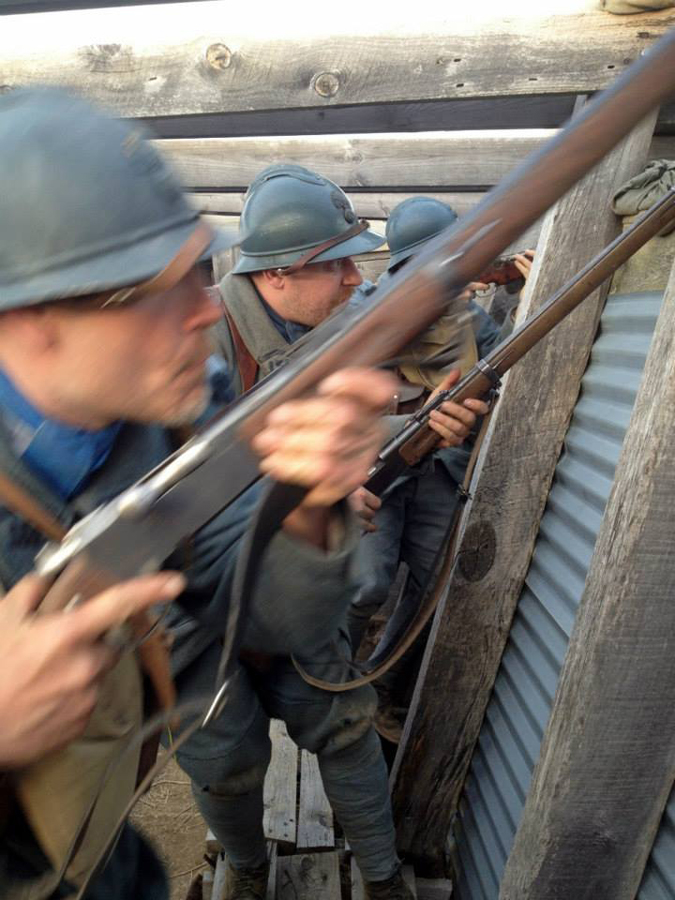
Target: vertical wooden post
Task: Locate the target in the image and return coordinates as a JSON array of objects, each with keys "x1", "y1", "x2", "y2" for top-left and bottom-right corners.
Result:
[
  {"x1": 498, "y1": 248, "x2": 675, "y2": 900},
  {"x1": 389, "y1": 111, "x2": 659, "y2": 874}
]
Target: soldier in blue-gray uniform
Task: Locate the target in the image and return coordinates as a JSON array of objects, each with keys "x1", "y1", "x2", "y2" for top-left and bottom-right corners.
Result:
[
  {"x1": 345, "y1": 198, "x2": 504, "y2": 737},
  {"x1": 210, "y1": 167, "x2": 490, "y2": 899},
  {"x1": 0, "y1": 91, "x2": 397, "y2": 900}
]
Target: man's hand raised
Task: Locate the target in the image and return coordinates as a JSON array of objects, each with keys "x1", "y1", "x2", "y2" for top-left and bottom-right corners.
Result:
[{"x1": 0, "y1": 571, "x2": 185, "y2": 768}]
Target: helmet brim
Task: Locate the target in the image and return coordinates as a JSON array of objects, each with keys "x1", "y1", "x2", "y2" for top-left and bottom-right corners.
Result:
[
  {"x1": 0, "y1": 216, "x2": 239, "y2": 311},
  {"x1": 232, "y1": 226, "x2": 385, "y2": 275}
]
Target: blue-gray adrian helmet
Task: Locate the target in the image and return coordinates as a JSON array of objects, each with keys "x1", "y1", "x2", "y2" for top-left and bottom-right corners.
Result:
[
  {"x1": 385, "y1": 197, "x2": 459, "y2": 272},
  {"x1": 0, "y1": 88, "x2": 237, "y2": 311},
  {"x1": 232, "y1": 164, "x2": 384, "y2": 274}
]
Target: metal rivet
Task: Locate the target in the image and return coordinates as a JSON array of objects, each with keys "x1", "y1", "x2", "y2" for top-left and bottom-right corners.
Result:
[
  {"x1": 206, "y1": 43, "x2": 232, "y2": 71},
  {"x1": 314, "y1": 72, "x2": 340, "y2": 98}
]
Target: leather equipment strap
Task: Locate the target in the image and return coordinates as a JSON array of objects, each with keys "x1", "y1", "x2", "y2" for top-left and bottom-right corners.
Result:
[
  {"x1": 278, "y1": 220, "x2": 369, "y2": 274},
  {"x1": 222, "y1": 304, "x2": 259, "y2": 393}
]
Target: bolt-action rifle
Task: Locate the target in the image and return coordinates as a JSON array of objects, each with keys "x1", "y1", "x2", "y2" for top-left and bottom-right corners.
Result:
[{"x1": 366, "y1": 187, "x2": 675, "y2": 498}]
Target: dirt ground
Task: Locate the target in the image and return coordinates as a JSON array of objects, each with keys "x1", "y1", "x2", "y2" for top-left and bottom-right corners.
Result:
[{"x1": 131, "y1": 750, "x2": 208, "y2": 900}]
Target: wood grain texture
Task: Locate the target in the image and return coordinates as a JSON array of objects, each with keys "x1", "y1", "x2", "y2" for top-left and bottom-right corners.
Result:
[
  {"x1": 276, "y1": 852, "x2": 341, "y2": 900},
  {"x1": 163, "y1": 132, "x2": 673, "y2": 191},
  {"x1": 499, "y1": 254, "x2": 675, "y2": 899},
  {"x1": 1, "y1": 10, "x2": 673, "y2": 117},
  {"x1": 388, "y1": 110, "x2": 660, "y2": 875},
  {"x1": 187, "y1": 190, "x2": 486, "y2": 219},
  {"x1": 296, "y1": 751, "x2": 333, "y2": 850},
  {"x1": 263, "y1": 720, "x2": 298, "y2": 845}
]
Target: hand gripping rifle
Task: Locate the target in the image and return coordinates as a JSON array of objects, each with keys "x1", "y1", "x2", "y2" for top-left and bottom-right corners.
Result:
[{"x1": 367, "y1": 188, "x2": 675, "y2": 498}]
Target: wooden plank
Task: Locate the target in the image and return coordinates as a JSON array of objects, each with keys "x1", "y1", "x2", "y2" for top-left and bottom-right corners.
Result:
[
  {"x1": 162, "y1": 131, "x2": 553, "y2": 190},
  {"x1": 1, "y1": 9, "x2": 673, "y2": 117},
  {"x1": 388, "y1": 110, "x2": 660, "y2": 874},
  {"x1": 276, "y1": 852, "x2": 341, "y2": 900},
  {"x1": 499, "y1": 256, "x2": 675, "y2": 897},
  {"x1": 297, "y1": 751, "x2": 333, "y2": 849},
  {"x1": 187, "y1": 191, "x2": 486, "y2": 220},
  {"x1": 163, "y1": 132, "x2": 673, "y2": 192},
  {"x1": 211, "y1": 852, "x2": 228, "y2": 900},
  {"x1": 205, "y1": 828, "x2": 221, "y2": 855},
  {"x1": 263, "y1": 720, "x2": 298, "y2": 845}
]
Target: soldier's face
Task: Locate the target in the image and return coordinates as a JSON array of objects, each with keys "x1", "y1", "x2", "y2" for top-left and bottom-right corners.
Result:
[
  {"x1": 41, "y1": 269, "x2": 222, "y2": 427},
  {"x1": 283, "y1": 257, "x2": 363, "y2": 326}
]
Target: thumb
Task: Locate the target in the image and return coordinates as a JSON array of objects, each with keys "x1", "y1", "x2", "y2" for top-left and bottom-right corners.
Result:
[
  {"x1": 2, "y1": 573, "x2": 51, "y2": 621},
  {"x1": 431, "y1": 368, "x2": 461, "y2": 399}
]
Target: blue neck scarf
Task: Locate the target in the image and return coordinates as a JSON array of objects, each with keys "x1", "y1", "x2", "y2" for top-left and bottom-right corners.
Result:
[
  {"x1": 0, "y1": 369, "x2": 122, "y2": 500},
  {"x1": 260, "y1": 297, "x2": 312, "y2": 345}
]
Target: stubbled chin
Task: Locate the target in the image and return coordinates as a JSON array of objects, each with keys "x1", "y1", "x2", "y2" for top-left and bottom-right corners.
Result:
[{"x1": 160, "y1": 388, "x2": 210, "y2": 427}]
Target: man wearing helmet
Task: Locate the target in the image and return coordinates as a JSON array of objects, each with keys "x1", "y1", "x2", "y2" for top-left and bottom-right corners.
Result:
[
  {"x1": 203, "y1": 169, "x2": 488, "y2": 900},
  {"x1": 346, "y1": 197, "x2": 530, "y2": 741},
  {"x1": 0, "y1": 91, "x2": 394, "y2": 900}
]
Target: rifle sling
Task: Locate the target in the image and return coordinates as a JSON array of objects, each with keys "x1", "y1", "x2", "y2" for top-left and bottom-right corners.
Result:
[{"x1": 291, "y1": 407, "x2": 493, "y2": 692}]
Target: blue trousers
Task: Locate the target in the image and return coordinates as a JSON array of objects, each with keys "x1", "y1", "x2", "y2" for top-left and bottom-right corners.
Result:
[
  {"x1": 170, "y1": 634, "x2": 399, "y2": 882},
  {"x1": 347, "y1": 463, "x2": 461, "y2": 653}
]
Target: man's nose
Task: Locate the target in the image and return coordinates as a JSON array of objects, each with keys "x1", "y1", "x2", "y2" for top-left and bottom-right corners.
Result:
[{"x1": 341, "y1": 258, "x2": 363, "y2": 287}]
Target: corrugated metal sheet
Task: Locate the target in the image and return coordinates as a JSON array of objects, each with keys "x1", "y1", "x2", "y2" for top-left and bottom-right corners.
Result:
[
  {"x1": 453, "y1": 290, "x2": 663, "y2": 899},
  {"x1": 638, "y1": 793, "x2": 675, "y2": 898}
]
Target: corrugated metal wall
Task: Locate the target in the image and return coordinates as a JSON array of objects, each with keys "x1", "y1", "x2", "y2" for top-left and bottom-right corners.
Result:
[
  {"x1": 452, "y1": 289, "x2": 664, "y2": 899},
  {"x1": 638, "y1": 794, "x2": 675, "y2": 898}
]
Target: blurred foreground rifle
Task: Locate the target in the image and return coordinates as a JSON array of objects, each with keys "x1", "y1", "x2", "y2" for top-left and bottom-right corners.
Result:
[{"x1": 366, "y1": 188, "x2": 675, "y2": 497}]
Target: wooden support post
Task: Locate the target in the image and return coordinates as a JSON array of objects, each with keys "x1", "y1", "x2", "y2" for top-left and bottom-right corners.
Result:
[
  {"x1": 498, "y1": 249, "x2": 675, "y2": 898},
  {"x1": 389, "y1": 110, "x2": 660, "y2": 874}
]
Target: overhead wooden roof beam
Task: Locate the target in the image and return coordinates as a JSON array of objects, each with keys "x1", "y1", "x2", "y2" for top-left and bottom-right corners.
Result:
[{"x1": 1, "y1": 8, "x2": 673, "y2": 118}]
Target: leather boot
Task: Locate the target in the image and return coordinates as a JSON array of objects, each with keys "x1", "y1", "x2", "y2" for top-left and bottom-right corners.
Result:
[
  {"x1": 225, "y1": 859, "x2": 270, "y2": 900},
  {"x1": 364, "y1": 867, "x2": 415, "y2": 899}
]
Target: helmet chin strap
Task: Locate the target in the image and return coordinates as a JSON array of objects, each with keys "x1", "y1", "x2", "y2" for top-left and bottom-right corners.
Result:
[{"x1": 275, "y1": 219, "x2": 368, "y2": 275}]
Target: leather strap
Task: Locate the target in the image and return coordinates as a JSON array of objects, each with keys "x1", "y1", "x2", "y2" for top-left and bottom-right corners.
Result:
[
  {"x1": 292, "y1": 405, "x2": 495, "y2": 691},
  {"x1": 0, "y1": 471, "x2": 175, "y2": 712},
  {"x1": 222, "y1": 303, "x2": 259, "y2": 393},
  {"x1": 278, "y1": 220, "x2": 369, "y2": 274},
  {"x1": 0, "y1": 470, "x2": 66, "y2": 541}
]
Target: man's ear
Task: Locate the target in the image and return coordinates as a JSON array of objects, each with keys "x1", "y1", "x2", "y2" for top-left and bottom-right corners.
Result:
[
  {"x1": 253, "y1": 269, "x2": 286, "y2": 291},
  {"x1": 2, "y1": 307, "x2": 57, "y2": 353}
]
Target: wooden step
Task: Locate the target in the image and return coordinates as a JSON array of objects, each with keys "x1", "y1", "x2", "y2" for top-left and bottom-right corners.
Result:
[
  {"x1": 263, "y1": 720, "x2": 298, "y2": 844},
  {"x1": 297, "y1": 750, "x2": 334, "y2": 849}
]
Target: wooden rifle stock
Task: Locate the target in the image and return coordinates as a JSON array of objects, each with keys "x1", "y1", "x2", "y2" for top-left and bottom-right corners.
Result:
[{"x1": 367, "y1": 188, "x2": 675, "y2": 496}]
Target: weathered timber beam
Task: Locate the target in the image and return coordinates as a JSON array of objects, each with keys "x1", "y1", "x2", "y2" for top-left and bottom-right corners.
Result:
[
  {"x1": 388, "y1": 110, "x2": 660, "y2": 875},
  {"x1": 160, "y1": 133, "x2": 674, "y2": 191},
  {"x1": 187, "y1": 191, "x2": 485, "y2": 219},
  {"x1": 1, "y1": 9, "x2": 673, "y2": 117},
  {"x1": 499, "y1": 226, "x2": 675, "y2": 900}
]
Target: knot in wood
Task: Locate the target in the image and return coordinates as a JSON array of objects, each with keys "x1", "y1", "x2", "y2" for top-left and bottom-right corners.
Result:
[
  {"x1": 206, "y1": 43, "x2": 232, "y2": 71},
  {"x1": 314, "y1": 72, "x2": 340, "y2": 98},
  {"x1": 457, "y1": 521, "x2": 496, "y2": 582}
]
